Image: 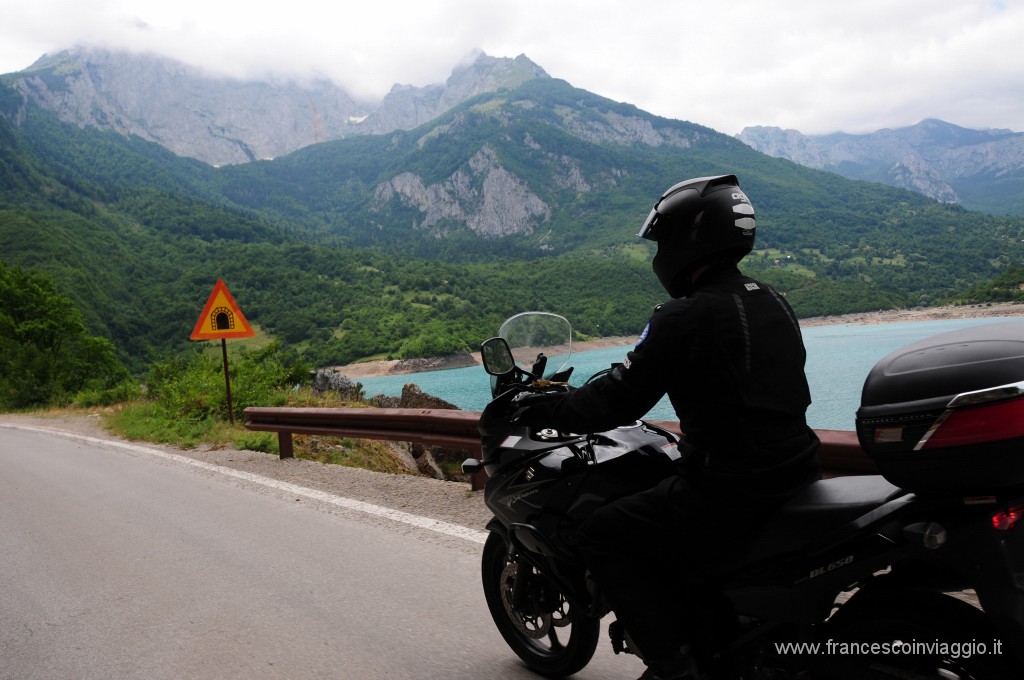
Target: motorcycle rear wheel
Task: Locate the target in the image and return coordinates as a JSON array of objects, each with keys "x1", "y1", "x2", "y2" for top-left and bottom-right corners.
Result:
[
  {"x1": 820, "y1": 590, "x2": 1019, "y2": 679},
  {"x1": 481, "y1": 530, "x2": 600, "y2": 677}
]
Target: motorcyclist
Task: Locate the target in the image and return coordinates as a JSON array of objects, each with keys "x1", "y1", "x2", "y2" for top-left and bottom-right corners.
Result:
[{"x1": 514, "y1": 175, "x2": 821, "y2": 680}]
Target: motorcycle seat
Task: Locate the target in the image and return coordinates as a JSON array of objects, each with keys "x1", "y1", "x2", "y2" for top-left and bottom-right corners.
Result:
[{"x1": 743, "y1": 475, "x2": 904, "y2": 564}]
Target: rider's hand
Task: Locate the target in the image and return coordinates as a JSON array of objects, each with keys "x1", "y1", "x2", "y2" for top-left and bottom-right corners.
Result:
[{"x1": 509, "y1": 391, "x2": 564, "y2": 428}]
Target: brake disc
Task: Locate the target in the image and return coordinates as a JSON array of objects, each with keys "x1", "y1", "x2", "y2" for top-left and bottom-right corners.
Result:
[
  {"x1": 550, "y1": 596, "x2": 572, "y2": 628},
  {"x1": 499, "y1": 561, "x2": 552, "y2": 639}
]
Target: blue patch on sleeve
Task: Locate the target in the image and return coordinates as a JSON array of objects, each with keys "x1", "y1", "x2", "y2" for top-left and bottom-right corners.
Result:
[{"x1": 635, "y1": 321, "x2": 651, "y2": 348}]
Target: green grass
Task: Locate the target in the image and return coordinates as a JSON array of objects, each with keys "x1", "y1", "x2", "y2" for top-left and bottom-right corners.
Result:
[
  {"x1": 99, "y1": 387, "x2": 415, "y2": 475},
  {"x1": 12, "y1": 341, "x2": 420, "y2": 477},
  {"x1": 104, "y1": 400, "x2": 233, "y2": 448},
  {"x1": 614, "y1": 243, "x2": 651, "y2": 263}
]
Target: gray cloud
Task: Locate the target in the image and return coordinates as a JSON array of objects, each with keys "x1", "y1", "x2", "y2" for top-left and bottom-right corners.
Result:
[{"x1": 1, "y1": 0, "x2": 1021, "y2": 135}]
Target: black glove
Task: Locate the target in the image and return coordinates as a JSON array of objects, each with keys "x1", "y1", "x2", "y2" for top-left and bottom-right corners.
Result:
[{"x1": 509, "y1": 390, "x2": 565, "y2": 428}]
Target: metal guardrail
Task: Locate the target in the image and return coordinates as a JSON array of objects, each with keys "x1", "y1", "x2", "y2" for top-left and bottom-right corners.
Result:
[{"x1": 243, "y1": 407, "x2": 876, "y2": 490}]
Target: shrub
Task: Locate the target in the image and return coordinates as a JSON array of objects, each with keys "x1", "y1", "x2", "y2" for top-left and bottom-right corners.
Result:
[{"x1": 145, "y1": 341, "x2": 309, "y2": 421}]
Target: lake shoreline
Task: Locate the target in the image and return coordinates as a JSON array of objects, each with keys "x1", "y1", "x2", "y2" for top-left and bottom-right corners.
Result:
[{"x1": 335, "y1": 302, "x2": 1024, "y2": 379}]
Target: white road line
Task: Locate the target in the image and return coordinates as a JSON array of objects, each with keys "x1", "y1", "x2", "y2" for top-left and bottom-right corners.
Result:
[{"x1": 1, "y1": 424, "x2": 488, "y2": 545}]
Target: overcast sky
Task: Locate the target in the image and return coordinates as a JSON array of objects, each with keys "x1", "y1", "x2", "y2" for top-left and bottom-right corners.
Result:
[{"x1": 1, "y1": 0, "x2": 1021, "y2": 136}]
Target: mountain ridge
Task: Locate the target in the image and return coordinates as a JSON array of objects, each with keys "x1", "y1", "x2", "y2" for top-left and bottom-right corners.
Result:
[
  {"x1": 737, "y1": 119, "x2": 1024, "y2": 215},
  {"x1": 7, "y1": 47, "x2": 1022, "y2": 216},
  {"x1": 2, "y1": 47, "x2": 551, "y2": 167}
]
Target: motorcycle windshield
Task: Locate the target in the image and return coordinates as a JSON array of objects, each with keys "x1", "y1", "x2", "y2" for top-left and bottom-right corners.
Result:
[{"x1": 498, "y1": 312, "x2": 572, "y2": 380}]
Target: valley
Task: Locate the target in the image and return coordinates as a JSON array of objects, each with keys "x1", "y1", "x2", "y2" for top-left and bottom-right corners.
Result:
[{"x1": 2, "y1": 49, "x2": 1024, "y2": 380}]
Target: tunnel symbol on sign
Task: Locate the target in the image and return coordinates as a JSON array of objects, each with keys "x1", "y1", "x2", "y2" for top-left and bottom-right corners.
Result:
[
  {"x1": 212, "y1": 307, "x2": 235, "y2": 331},
  {"x1": 190, "y1": 279, "x2": 255, "y2": 341}
]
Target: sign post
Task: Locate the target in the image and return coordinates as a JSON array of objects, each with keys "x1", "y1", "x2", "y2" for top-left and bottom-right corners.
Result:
[{"x1": 189, "y1": 279, "x2": 256, "y2": 424}]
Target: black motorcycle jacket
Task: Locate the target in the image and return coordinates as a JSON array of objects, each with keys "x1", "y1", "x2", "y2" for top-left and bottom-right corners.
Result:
[{"x1": 528, "y1": 262, "x2": 819, "y2": 495}]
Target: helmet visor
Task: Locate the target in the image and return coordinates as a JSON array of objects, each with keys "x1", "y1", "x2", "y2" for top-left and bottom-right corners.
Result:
[{"x1": 637, "y1": 207, "x2": 660, "y2": 240}]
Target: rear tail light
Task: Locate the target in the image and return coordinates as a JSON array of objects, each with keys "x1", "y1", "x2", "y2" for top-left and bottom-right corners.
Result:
[
  {"x1": 992, "y1": 504, "x2": 1024, "y2": 531},
  {"x1": 917, "y1": 385, "x2": 1024, "y2": 451}
]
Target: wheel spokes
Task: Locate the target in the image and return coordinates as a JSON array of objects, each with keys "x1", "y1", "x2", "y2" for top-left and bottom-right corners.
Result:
[{"x1": 546, "y1": 626, "x2": 567, "y2": 652}]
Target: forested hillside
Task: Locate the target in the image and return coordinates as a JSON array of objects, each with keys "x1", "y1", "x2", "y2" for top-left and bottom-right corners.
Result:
[
  {"x1": 0, "y1": 260, "x2": 129, "y2": 408},
  {"x1": 2, "y1": 75, "x2": 1024, "y2": 375}
]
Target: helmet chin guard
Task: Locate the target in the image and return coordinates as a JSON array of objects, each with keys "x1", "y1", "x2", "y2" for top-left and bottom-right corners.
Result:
[{"x1": 639, "y1": 175, "x2": 755, "y2": 297}]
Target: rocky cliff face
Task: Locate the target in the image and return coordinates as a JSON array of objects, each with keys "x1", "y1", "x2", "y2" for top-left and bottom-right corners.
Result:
[
  {"x1": 737, "y1": 119, "x2": 1024, "y2": 212},
  {"x1": 9, "y1": 49, "x2": 370, "y2": 166},
  {"x1": 373, "y1": 145, "x2": 551, "y2": 238},
  {"x1": 3, "y1": 48, "x2": 550, "y2": 167}
]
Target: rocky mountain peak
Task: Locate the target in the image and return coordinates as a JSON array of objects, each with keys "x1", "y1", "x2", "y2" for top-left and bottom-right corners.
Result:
[{"x1": 357, "y1": 52, "x2": 549, "y2": 133}]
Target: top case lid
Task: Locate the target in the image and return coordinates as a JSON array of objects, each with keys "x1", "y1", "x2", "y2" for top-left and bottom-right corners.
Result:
[{"x1": 859, "y1": 320, "x2": 1024, "y2": 414}]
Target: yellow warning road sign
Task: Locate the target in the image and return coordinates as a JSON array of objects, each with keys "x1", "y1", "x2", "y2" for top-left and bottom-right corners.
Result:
[{"x1": 190, "y1": 279, "x2": 256, "y2": 341}]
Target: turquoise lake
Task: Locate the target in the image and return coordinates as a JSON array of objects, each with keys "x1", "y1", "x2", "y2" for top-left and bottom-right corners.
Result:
[{"x1": 355, "y1": 317, "x2": 1023, "y2": 431}]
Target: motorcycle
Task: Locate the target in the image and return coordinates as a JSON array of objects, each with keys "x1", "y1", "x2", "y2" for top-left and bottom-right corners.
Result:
[{"x1": 463, "y1": 312, "x2": 1024, "y2": 679}]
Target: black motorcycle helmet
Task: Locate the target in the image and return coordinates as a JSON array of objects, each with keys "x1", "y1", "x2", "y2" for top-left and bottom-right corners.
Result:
[{"x1": 637, "y1": 174, "x2": 756, "y2": 297}]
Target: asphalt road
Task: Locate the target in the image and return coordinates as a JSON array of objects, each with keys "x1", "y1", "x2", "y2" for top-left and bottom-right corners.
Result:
[{"x1": 0, "y1": 426, "x2": 644, "y2": 680}]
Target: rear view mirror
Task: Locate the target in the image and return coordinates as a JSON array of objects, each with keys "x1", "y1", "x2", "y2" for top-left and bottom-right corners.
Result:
[{"x1": 480, "y1": 337, "x2": 516, "y2": 376}]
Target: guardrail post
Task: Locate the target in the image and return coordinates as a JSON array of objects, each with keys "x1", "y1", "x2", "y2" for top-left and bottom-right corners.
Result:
[{"x1": 278, "y1": 431, "x2": 294, "y2": 459}]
